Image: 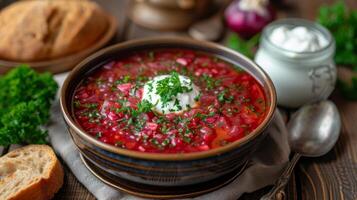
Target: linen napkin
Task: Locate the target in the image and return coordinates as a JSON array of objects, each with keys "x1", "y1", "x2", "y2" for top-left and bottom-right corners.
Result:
[{"x1": 49, "y1": 73, "x2": 290, "y2": 200}]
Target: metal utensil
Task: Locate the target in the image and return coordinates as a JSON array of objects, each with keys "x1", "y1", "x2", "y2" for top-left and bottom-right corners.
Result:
[{"x1": 261, "y1": 101, "x2": 341, "y2": 200}]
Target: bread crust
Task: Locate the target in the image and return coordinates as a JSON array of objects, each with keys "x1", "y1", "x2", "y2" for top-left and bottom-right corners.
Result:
[
  {"x1": 0, "y1": 145, "x2": 64, "y2": 200},
  {"x1": 0, "y1": 0, "x2": 108, "y2": 61}
]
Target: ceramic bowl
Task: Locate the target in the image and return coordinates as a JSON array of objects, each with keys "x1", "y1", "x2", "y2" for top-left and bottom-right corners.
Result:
[
  {"x1": 60, "y1": 37, "x2": 276, "y2": 187},
  {"x1": 129, "y1": 0, "x2": 212, "y2": 30}
]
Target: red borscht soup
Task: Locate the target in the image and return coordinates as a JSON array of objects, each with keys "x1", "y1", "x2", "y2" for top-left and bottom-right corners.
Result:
[{"x1": 73, "y1": 49, "x2": 267, "y2": 153}]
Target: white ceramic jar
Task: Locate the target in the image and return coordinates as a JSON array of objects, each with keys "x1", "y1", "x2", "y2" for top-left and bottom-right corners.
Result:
[{"x1": 254, "y1": 19, "x2": 336, "y2": 108}]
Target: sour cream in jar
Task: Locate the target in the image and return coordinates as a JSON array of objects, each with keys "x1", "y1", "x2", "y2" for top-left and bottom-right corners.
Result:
[
  {"x1": 269, "y1": 26, "x2": 328, "y2": 52},
  {"x1": 254, "y1": 18, "x2": 336, "y2": 108}
]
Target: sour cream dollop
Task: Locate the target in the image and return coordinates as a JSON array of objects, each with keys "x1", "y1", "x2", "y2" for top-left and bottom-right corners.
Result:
[
  {"x1": 269, "y1": 26, "x2": 328, "y2": 52},
  {"x1": 142, "y1": 74, "x2": 200, "y2": 114}
]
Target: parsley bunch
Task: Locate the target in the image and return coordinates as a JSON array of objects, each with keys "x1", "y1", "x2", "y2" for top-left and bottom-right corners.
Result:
[
  {"x1": 0, "y1": 65, "x2": 58, "y2": 145},
  {"x1": 317, "y1": 1, "x2": 357, "y2": 100},
  {"x1": 227, "y1": 33, "x2": 260, "y2": 59},
  {"x1": 317, "y1": 1, "x2": 357, "y2": 66}
]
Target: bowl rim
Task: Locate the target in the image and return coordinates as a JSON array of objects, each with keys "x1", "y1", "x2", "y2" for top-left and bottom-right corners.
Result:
[{"x1": 60, "y1": 37, "x2": 277, "y2": 161}]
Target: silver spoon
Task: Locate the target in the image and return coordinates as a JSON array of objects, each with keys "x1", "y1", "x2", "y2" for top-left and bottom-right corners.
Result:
[{"x1": 261, "y1": 100, "x2": 341, "y2": 200}]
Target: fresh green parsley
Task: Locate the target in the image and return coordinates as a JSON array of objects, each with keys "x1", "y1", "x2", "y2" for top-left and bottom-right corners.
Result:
[
  {"x1": 0, "y1": 65, "x2": 58, "y2": 146},
  {"x1": 183, "y1": 136, "x2": 192, "y2": 144},
  {"x1": 155, "y1": 71, "x2": 193, "y2": 107},
  {"x1": 217, "y1": 90, "x2": 234, "y2": 104},
  {"x1": 114, "y1": 99, "x2": 155, "y2": 132},
  {"x1": 136, "y1": 100, "x2": 154, "y2": 114},
  {"x1": 317, "y1": 1, "x2": 357, "y2": 100},
  {"x1": 317, "y1": 1, "x2": 357, "y2": 66},
  {"x1": 201, "y1": 74, "x2": 215, "y2": 90},
  {"x1": 115, "y1": 75, "x2": 131, "y2": 85},
  {"x1": 194, "y1": 92, "x2": 202, "y2": 101},
  {"x1": 227, "y1": 33, "x2": 260, "y2": 59}
]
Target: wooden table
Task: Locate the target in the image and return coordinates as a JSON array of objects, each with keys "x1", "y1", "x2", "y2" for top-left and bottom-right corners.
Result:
[{"x1": 2, "y1": 0, "x2": 357, "y2": 199}]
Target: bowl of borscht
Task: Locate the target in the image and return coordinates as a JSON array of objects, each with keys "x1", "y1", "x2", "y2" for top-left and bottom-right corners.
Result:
[{"x1": 60, "y1": 37, "x2": 276, "y2": 189}]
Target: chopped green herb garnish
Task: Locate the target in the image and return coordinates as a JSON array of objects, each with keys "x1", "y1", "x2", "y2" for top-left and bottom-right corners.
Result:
[
  {"x1": 115, "y1": 75, "x2": 131, "y2": 85},
  {"x1": 150, "y1": 138, "x2": 161, "y2": 147},
  {"x1": 148, "y1": 81, "x2": 154, "y2": 92},
  {"x1": 115, "y1": 100, "x2": 156, "y2": 132},
  {"x1": 134, "y1": 117, "x2": 147, "y2": 131},
  {"x1": 155, "y1": 71, "x2": 193, "y2": 107},
  {"x1": 137, "y1": 100, "x2": 153, "y2": 113},
  {"x1": 161, "y1": 138, "x2": 170, "y2": 146},
  {"x1": 247, "y1": 105, "x2": 256, "y2": 113},
  {"x1": 218, "y1": 90, "x2": 234, "y2": 104},
  {"x1": 156, "y1": 116, "x2": 168, "y2": 124},
  {"x1": 194, "y1": 92, "x2": 202, "y2": 101},
  {"x1": 123, "y1": 75, "x2": 131, "y2": 83},
  {"x1": 84, "y1": 103, "x2": 98, "y2": 109},
  {"x1": 183, "y1": 136, "x2": 191, "y2": 143},
  {"x1": 201, "y1": 74, "x2": 216, "y2": 90},
  {"x1": 95, "y1": 132, "x2": 102, "y2": 139},
  {"x1": 161, "y1": 124, "x2": 169, "y2": 134},
  {"x1": 174, "y1": 98, "x2": 182, "y2": 111},
  {"x1": 87, "y1": 110, "x2": 100, "y2": 119}
]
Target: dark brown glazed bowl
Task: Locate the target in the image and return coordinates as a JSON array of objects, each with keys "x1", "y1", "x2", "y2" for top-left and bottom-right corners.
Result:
[{"x1": 60, "y1": 37, "x2": 276, "y2": 187}]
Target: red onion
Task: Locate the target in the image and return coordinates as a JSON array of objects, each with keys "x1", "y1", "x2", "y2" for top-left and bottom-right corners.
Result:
[{"x1": 225, "y1": 0, "x2": 276, "y2": 39}]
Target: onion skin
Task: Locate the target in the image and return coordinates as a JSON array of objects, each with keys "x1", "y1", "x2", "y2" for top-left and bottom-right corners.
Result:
[{"x1": 225, "y1": 0, "x2": 276, "y2": 39}]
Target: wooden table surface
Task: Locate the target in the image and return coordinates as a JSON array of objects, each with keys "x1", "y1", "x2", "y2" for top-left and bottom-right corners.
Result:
[{"x1": 1, "y1": 0, "x2": 357, "y2": 199}]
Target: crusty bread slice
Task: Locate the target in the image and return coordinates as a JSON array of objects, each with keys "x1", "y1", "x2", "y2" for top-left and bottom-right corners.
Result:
[
  {"x1": 0, "y1": 0, "x2": 108, "y2": 61},
  {"x1": 0, "y1": 145, "x2": 64, "y2": 200}
]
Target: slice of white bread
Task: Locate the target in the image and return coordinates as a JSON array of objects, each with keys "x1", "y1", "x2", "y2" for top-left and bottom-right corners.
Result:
[{"x1": 0, "y1": 145, "x2": 64, "y2": 200}]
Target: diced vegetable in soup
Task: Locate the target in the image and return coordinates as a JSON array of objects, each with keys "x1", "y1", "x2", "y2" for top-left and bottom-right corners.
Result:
[{"x1": 73, "y1": 49, "x2": 267, "y2": 153}]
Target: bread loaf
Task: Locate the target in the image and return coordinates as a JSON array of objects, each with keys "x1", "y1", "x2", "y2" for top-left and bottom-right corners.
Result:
[
  {"x1": 0, "y1": 145, "x2": 64, "y2": 200},
  {"x1": 0, "y1": 0, "x2": 108, "y2": 61}
]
